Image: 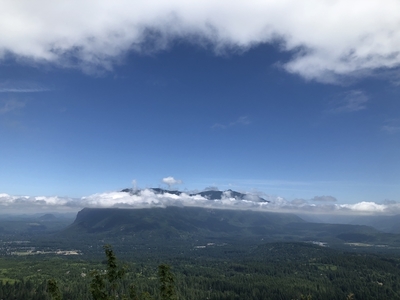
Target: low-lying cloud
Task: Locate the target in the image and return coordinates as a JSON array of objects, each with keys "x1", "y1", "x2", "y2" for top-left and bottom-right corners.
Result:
[
  {"x1": 1, "y1": 190, "x2": 399, "y2": 216},
  {"x1": 1, "y1": 1, "x2": 400, "y2": 82}
]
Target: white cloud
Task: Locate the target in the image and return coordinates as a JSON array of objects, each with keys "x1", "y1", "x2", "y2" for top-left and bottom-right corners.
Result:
[
  {"x1": 0, "y1": 193, "x2": 78, "y2": 212},
  {"x1": 162, "y1": 176, "x2": 182, "y2": 187},
  {"x1": 1, "y1": 1, "x2": 400, "y2": 82},
  {"x1": 131, "y1": 179, "x2": 137, "y2": 191},
  {"x1": 0, "y1": 81, "x2": 50, "y2": 93},
  {"x1": 339, "y1": 201, "x2": 388, "y2": 213},
  {"x1": 0, "y1": 88, "x2": 49, "y2": 93},
  {"x1": 1, "y1": 190, "x2": 399, "y2": 215}
]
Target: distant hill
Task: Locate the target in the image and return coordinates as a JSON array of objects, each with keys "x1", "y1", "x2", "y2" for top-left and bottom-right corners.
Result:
[
  {"x1": 120, "y1": 188, "x2": 269, "y2": 202},
  {"x1": 38, "y1": 213, "x2": 57, "y2": 221},
  {"x1": 0, "y1": 212, "x2": 75, "y2": 236},
  {"x1": 62, "y1": 206, "x2": 398, "y2": 248},
  {"x1": 348, "y1": 214, "x2": 400, "y2": 234},
  {"x1": 65, "y1": 206, "x2": 299, "y2": 237},
  {"x1": 298, "y1": 213, "x2": 400, "y2": 234}
]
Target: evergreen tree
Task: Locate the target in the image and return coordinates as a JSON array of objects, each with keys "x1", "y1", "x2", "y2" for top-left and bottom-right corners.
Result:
[
  {"x1": 90, "y1": 244, "x2": 126, "y2": 300},
  {"x1": 158, "y1": 264, "x2": 177, "y2": 300},
  {"x1": 47, "y1": 278, "x2": 62, "y2": 300}
]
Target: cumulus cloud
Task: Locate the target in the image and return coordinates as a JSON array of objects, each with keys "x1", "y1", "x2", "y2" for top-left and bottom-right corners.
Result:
[
  {"x1": 1, "y1": 1, "x2": 400, "y2": 82},
  {"x1": 1, "y1": 190, "x2": 400, "y2": 216},
  {"x1": 0, "y1": 193, "x2": 79, "y2": 212},
  {"x1": 162, "y1": 176, "x2": 182, "y2": 187},
  {"x1": 312, "y1": 195, "x2": 338, "y2": 202},
  {"x1": 339, "y1": 202, "x2": 388, "y2": 213}
]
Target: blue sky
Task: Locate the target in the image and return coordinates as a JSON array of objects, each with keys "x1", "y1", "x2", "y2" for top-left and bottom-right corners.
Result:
[{"x1": 0, "y1": 1, "x2": 399, "y2": 212}]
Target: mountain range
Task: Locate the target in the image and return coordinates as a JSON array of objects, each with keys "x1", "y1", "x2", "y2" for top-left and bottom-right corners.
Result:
[
  {"x1": 2, "y1": 188, "x2": 400, "y2": 252},
  {"x1": 120, "y1": 187, "x2": 269, "y2": 202},
  {"x1": 63, "y1": 205, "x2": 400, "y2": 250}
]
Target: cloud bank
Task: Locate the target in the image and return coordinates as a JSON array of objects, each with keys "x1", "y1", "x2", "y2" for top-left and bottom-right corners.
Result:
[
  {"x1": 1, "y1": 1, "x2": 400, "y2": 82},
  {"x1": 1, "y1": 190, "x2": 399, "y2": 215}
]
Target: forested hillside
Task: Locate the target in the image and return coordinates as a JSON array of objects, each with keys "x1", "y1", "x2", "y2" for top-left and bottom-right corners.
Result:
[
  {"x1": 2, "y1": 242, "x2": 400, "y2": 299},
  {"x1": 2, "y1": 207, "x2": 400, "y2": 299}
]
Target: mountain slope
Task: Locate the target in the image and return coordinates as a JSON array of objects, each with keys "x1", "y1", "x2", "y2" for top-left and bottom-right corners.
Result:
[
  {"x1": 65, "y1": 206, "x2": 300, "y2": 236},
  {"x1": 61, "y1": 206, "x2": 399, "y2": 249}
]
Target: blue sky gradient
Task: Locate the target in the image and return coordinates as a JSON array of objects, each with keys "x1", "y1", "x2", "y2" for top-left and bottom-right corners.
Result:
[{"x1": 0, "y1": 1, "x2": 399, "y2": 211}]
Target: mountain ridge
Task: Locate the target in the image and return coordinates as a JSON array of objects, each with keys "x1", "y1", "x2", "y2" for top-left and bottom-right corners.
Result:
[
  {"x1": 61, "y1": 206, "x2": 400, "y2": 249},
  {"x1": 120, "y1": 188, "x2": 269, "y2": 202}
]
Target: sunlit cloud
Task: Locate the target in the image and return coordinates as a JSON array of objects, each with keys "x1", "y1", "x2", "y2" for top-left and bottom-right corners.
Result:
[
  {"x1": 339, "y1": 202, "x2": 388, "y2": 213},
  {"x1": 0, "y1": 190, "x2": 399, "y2": 215},
  {"x1": 1, "y1": 1, "x2": 400, "y2": 82},
  {"x1": 162, "y1": 176, "x2": 182, "y2": 188},
  {"x1": 0, "y1": 193, "x2": 78, "y2": 212}
]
